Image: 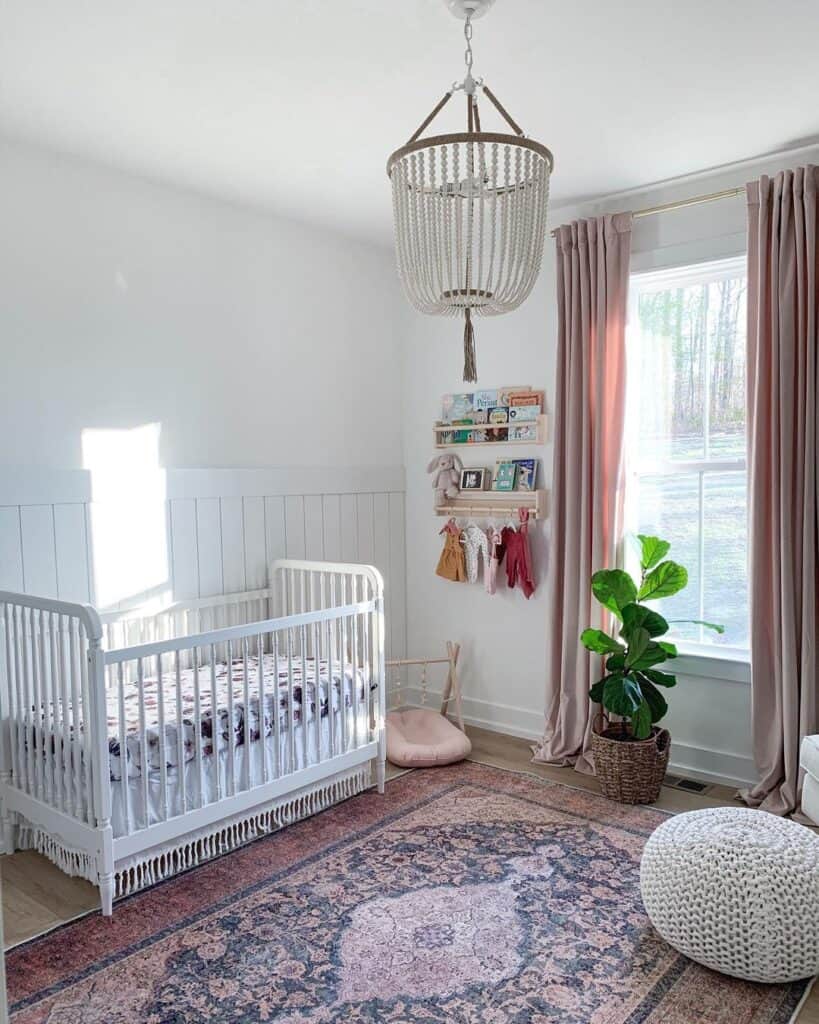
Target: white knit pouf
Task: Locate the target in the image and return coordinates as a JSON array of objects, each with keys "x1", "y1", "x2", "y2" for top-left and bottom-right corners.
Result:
[{"x1": 640, "y1": 806, "x2": 819, "y2": 983}]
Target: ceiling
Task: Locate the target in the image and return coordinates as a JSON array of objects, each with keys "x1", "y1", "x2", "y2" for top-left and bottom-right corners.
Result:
[{"x1": 1, "y1": 0, "x2": 818, "y2": 243}]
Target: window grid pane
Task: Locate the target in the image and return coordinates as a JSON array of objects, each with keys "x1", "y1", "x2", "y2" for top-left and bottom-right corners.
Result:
[{"x1": 628, "y1": 257, "x2": 749, "y2": 650}]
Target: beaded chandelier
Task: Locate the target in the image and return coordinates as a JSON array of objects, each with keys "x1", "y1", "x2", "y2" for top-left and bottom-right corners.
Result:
[{"x1": 387, "y1": 0, "x2": 553, "y2": 383}]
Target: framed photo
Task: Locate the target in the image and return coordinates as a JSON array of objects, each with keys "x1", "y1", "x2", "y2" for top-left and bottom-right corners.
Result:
[
  {"x1": 460, "y1": 468, "x2": 488, "y2": 491},
  {"x1": 513, "y1": 459, "x2": 537, "y2": 491},
  {"x1": 492, "y1": 460, "x2": 517, "y2": 492}
]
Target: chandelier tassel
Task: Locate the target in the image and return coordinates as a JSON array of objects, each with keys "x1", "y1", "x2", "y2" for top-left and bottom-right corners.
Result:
[{"x1": 463, "y1": 307, "x2": 477, "y2": 383}]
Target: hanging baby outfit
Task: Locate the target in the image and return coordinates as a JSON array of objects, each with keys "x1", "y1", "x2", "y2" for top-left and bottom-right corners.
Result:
[
  {"x1": 436, "y1": 519, "x2": 466, "y2": 582},
  {"x1": 462, "y1": 523, "x2": 490, "y2": 584},
  {"x1": 485, "y1": 526, "x2": 505, "y2": 595},
  {"x1": 503, "y1": 509, "x2": 536, "y2": 598}
]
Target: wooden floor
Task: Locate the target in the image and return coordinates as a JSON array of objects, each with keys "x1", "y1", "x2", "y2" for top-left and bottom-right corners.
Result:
[{"x1": 2, "y1": 725, "x2": 817, "y2": 1021}]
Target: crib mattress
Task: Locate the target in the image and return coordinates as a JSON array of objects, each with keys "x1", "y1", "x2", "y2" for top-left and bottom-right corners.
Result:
[{"x1": 107, "y1": 654, "x2": 369, "y2": 781}]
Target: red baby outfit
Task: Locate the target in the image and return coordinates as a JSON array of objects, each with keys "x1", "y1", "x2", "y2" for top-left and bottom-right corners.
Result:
[{"x1": 502, "y1": 509, "x2": 535, "y2": 599}]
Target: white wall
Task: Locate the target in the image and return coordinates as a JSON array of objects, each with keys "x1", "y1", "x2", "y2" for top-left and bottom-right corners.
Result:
[
  {"x1": 400, "y1": 143, "x2": 819, "y2": 787},
  {"x1": 0, "y1": 138, "x2": 404, "y2": 470},
  {"x1": 0, "y1": 138, "x2": 407, "y2": 668}
]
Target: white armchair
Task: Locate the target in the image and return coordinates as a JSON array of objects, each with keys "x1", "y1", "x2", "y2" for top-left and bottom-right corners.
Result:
[{"x1": 800, "y1": 735, "x2": 819, "y2": 824}]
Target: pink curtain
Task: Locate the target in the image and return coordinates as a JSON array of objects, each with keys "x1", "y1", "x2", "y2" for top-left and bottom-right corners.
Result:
[
  {"x1": 532, "y1": 213, "x2": 633, "y2": 773},
  {"x1": 740, "y1": 166, "x2": 819, "y2": 816}
]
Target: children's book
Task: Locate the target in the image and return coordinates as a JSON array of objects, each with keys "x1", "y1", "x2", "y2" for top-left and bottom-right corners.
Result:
[
  {"x1": 452, "y1": 418, "x2": 474, "y2": 444},
  {"x1": 509, "y1": 389, "x2": 544, "y2": 409},
  {"x1": 492, "y1": 460, "x2": 517, "y2": 491},
  {"x1": 513, "y1": 459, "x2": 537, "y2": 491},
  {"x1": 509, "y1": 423, "x2": 538, "y2": 442},
  {"x1": 508, "y1": 404, "x2": 540, "y2": 422},
  {"x1": 442, "y1": 393, "x2": 475, "y2": 421},
  {"x1": 486, "y1": 406, "x2": 508, "y2": 442},
  {"x1": 474, "y1": 389, "x2": 498, "y2": 412}
]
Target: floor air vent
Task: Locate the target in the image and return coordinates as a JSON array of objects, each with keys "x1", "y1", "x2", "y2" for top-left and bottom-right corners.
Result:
[{"x1": 664, "y1": 774, "x2": 710, "y2": 794}]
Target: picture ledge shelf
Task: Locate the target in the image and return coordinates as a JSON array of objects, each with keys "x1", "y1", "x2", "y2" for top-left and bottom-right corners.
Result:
[
  {"x1": 435, "y1": 489, "x2": 546, "y2": 520},
  {"x1": 433, "y1": 414, "x2": 546, "y2": 449}
]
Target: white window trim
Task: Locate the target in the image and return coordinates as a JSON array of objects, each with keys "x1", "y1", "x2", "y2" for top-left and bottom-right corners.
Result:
[{"x1": 625, "y1": 255, "x2": 750, "y2": 666}]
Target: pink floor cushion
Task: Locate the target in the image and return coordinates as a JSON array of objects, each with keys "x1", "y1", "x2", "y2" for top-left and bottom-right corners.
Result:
[{"x1": 386, "y1": 708, "x2": 472, "y2": 768}]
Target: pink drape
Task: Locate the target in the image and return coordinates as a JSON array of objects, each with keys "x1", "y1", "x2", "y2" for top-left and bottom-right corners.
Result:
[
  {"x1": 532, "y1": 213, "x2": 633, "y2": 773},
  {"x1": 740, "y1": 166, "x2": 819, "y2": 816}
]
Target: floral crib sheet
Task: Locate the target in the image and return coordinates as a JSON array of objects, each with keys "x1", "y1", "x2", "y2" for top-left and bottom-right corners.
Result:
[{"x1": 105, "y1": 654, "x2": 370, "y2": 781}]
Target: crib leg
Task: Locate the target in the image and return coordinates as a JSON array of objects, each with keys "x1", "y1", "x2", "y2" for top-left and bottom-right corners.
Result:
[
  {"x1": 99, "y1": 874, "x2": 114, "y2": 917},
  {"x1": 1, "y1": 812, "x2": 17, "y2": 855}
]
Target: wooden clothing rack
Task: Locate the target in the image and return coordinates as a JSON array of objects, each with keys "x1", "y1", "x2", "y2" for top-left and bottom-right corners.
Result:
[{"x1": 386, "y1": 641, "x2": 464, "y2": 731}]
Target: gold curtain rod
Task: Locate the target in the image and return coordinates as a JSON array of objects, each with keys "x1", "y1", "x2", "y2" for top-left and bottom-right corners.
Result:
[{"x1": 549, "y1": 185, "x2": 746, "y2": 236}]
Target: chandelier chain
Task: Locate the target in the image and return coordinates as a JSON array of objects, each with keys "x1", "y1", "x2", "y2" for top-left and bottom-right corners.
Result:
[{"x1": 464, "y1": 13, "x2": 474, "y2": 75}]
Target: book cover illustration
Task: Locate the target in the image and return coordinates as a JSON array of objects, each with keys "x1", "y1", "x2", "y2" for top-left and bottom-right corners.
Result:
[
  {"x1": 487, "y1": 406, "x2": 508, "y2": 442},
  {"x1": 513, "y1": 459, "x2": 537, "y2": 491},
  {"x1": 509, "y1": 389, "x2": 544, "y2": 409},
  {"x1": 474, "y1": 389, "x2": 499, "y2": 412},
  {"x1": 452, "y1": 418, "x2": 474, "y2": 444},
  {"x1": 509, "y1": 423, "x2": 538, "y2": 442},
  {"x1": 508, "y1": 404, "x2": 540, "y2": 422},
  {"x1": 492, "y1": 460, "x2": 518, "y2": 491},
  {"x1": 442, "y1": 393, "x2": 475, "y2": 421}
]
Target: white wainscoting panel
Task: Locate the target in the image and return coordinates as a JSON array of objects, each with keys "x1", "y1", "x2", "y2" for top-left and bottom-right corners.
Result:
[{"x1": 0, "y1": 466, "x2": 407, "y2": 662}]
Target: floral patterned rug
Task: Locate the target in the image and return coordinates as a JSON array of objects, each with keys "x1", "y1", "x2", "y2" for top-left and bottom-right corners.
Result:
[{"x1": 7, "y1": 763, "x2": 811, "y2": 1023}]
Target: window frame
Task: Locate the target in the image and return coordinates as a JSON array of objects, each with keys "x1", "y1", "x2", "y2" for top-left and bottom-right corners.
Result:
[{"x1": 624, "y1": 254, "x2": 750, "y2": 662}]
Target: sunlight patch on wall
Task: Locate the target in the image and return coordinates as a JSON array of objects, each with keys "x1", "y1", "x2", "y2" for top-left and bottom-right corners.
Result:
[{"x1": 82, "y1": 423, "x2": 170, "y2": 609}]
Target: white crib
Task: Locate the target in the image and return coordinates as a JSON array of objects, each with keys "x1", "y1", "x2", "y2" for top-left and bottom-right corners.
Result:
[{"x1": 0, "y1": 559, "x2": 385, "y2": 915}]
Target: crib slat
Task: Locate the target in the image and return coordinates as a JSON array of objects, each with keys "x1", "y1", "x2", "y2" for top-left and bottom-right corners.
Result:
[
  {"x1": 79, "y1": 622, "x2": 96, "y2": 825},
  {"x1": 48, "y1": 612, "x2": 63, "y2": 812},
  {"x1": 226, "y1": 639, "x2": 236, "y2": 798},
  {"x1": 58, "y1": 615, "x2": 71, "y2": 815},
  {"x1": 326, "y1": 617, "x2": 335, "y2": 760},
  {"x1": 271, "y1": 630, "x2": 281, "y2": 780},
  {"x1": 192, "y1": 646, "x2": 204, "y2": 808},
  {"x1": 68, "y1": 619, "x2": 82, "y2": 817},
  {"x1": 351, "y1": 606, "x2": 360, "y2": 752},
  {"x1": 156, "y1": 652, "x2": 168, "y2": 822},
  {"x1": 361, "y1": 587, "x2": 371, "y2": 741},
  {"x1": 40, "y1": 611, "x2": 54, "y2": 806},
  {"x1": 257, "y1": 633, "x2": 268, "y2": 785},
  {"x1": 339, "y1": 611, "x2": 348, "y2": 754},
  {"x1": 286, "y1": 628, "x2": 296, "y2": 774},
  {"x1": 175, "y1": 650, "x2": 187, "y2": 815},
  {"x1": 241, "y1": 638, "x2": 251, "y2": 790},
  {"x1": 209, "y1": 645, "x2": 220, "y2": 803},
  {"x1": 10, "y1": 607, "x2": 23, "y2": 794},
  {"x1": 118, "y1": 662, "x2": 132, "y2": 834},
  {"x1": 312, "y1": 621, "x2": 321, "y2": 762},
  {"x1": 300, "y1": 625, "x2": 308, "y2": 771},
  {"x1": 137, "y1": 658, "x2": 149, "y2": 829}
]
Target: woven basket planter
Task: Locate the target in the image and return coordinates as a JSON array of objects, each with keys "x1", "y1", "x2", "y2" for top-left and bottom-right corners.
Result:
[{"x1": 591, "y1": 721, "x2": 671, "y2": 804}]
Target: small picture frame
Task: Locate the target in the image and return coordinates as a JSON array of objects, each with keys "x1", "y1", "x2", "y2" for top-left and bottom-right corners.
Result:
[
  {"x1": 513, "y1": 459, "x2": 537, "y2": 491},
  {"x1": 460, "y1": 468, "x2": 488, "y2": 491},
  {"x1": 492, "y1": 460, "x2": 517, "y2": 492}
]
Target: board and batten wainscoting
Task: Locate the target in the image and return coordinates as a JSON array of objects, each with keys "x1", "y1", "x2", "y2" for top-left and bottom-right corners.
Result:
[{"x1": 0, "y1": 466, "x2": 407, "y2": 668}]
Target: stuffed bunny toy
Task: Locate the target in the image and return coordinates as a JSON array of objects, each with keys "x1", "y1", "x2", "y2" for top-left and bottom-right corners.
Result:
[{"x1": 427, "y1": 453, "x2": 463, "y2": 504}]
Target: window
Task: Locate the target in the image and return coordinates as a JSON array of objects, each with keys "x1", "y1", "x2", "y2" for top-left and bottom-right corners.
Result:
[{"x1": 625, "y1": 256, "x2": 749, "y2": 653}]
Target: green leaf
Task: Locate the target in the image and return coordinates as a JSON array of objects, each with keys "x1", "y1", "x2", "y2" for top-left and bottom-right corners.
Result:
[
  {"x1": 667, "y1": 618, "x2": 725, "y2": 634},
  {"x1": 602, "y1": 675, "x2": 642, "y2": 717},
  {"x1": 621, "y1": 602, "x2": 669, "y2": 639},
  {"x1": 591, "y1": 569, "x2": 638, "y2": 620},
  {"x1": 606, "y1": 652, "x2": 626, "y2": 671},
  {"x1": 637, "y1": 561, "x2": 688, "y2": 602},
  {"x1": 630, "y1": 643, "x2": 670, "y2": 670},
  {"x1": 641, "y1": 668, "x2": 677, "y2": 688},
  {"x1": 625, "y1": 627, "x2": 650, "y2": 667},
  {"x1": 636, "y1": 534, "x2": 671, "y2": 571},
  {"x1": 632, "y1": 699, "x2": 652, "y2": 739},
  {"x1": 580, "y1": 628, "x2": 624, "y2": 655},
  {"x1": 658, "y1": 640, "x2": 678, "y2": 658},
  {"x1": 589, "y1": 678, "x2": 606, "y2": 704},
  {"x1": 638, "y1": 677, "x2": 668, "y2": 723}
]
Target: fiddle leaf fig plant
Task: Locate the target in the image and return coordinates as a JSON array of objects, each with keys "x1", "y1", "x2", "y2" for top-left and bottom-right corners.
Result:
[{"x1": 581, "y1": 534, "x2": 724, "y2": 740}]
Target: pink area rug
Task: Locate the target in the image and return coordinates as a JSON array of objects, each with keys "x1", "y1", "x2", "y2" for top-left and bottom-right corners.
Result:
[{"x1": 7, "y1": 762, "x2": 812, "y2": 1022}]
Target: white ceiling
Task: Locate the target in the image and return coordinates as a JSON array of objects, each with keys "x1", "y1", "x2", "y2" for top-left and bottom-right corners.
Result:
[{"x1": 1, "y1": 0, "x2": 818, "y2": 243}]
